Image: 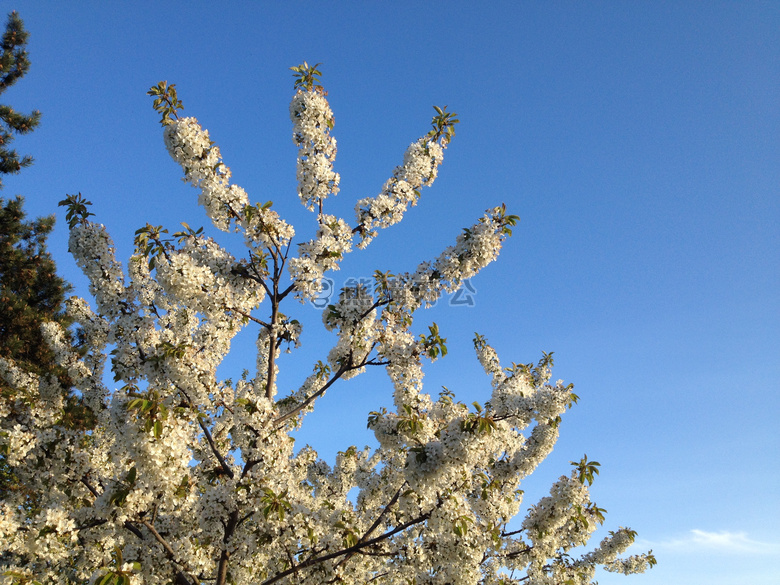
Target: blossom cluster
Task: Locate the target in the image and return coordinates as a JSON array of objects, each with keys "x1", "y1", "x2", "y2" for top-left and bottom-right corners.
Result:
[
  {"x1": 290, "y1": 89, "x2": 340, "y2": 211},
  {"x1": 241, "y1": 201, "x2": 295, "y2": 253},
  {"x1": 386, "y1": 206, "x2": 514, "y2": 312},
  {"x1": 288, "y1": 214, "x2": 353, "y2": 300},
  {"x1": 164, "y1": 117, "x2": 249, "y2": 232},
  {"x1": 355, "y1": 138, "x2": 445, "y2": 248}
]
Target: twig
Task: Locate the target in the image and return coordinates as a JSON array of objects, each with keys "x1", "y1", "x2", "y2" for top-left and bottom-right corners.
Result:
[
  {"x1": 140, "y1": 518, "x2": 198, "y2": 585},
  {"x1": 227, "y1": 305, "x2": 270, "y2": 328}
]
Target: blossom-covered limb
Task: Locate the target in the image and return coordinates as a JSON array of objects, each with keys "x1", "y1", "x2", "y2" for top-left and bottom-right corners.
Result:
[
  {"x1": 215, "y1": 510, "x2": 240, "y2": 585},
  {"x1": 196, "y1": 415, "x2": 234, "y2": 479},
  {"x1": 333, "y1": 486, "x2": 404, "y2": 571},
  {"x1": 354, "y1": 107, "x2": 457, "y2": 249},
  {"x1": 288, "y1": 213, "x2": 353, "y2": 301},
  {"x1": 273, "y1": 362, "x2": 349, "y2": 428},
  {"x1": 273, "y1": 340, "x2": 389, "y2": 430},
  {"x1": 289, "y1": 62, "x2": 340, "y2": 213},
  {"x1": 160, "y1": 110, "x2": 250, "y2": 233}
]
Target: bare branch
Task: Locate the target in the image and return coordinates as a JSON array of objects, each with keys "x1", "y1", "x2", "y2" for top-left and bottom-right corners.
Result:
[
  {"x1": 80, "y1": 476, "x2": 100, "y2": 498},
  {"x1": 276, "y1": 282, "x2": 296, "y2": 303},
  {"x1": 227, "y1": 305, "x2": 271, "y2": 328}
]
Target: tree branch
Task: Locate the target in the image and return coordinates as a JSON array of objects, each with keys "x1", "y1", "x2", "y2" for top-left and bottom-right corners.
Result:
[
  {"x1": 140, "y1": 519, "x2": 199, "y2": 585},
  {"x1": 272, "y1": 364, "x2": 349, "y2": 428},
  {"x1": 276, "y1": 282, "x2": 296, "y2": 303},
  {"x1": 80, "y1": 476, "x2": 143, "y2": 541},
  {"x1": 273, "y1": 338, "x2": 387, "y2": 430},
  {"x1": 334, "y1": 486, "x2": 403, "y2": 569},
  {"x1": 80, "y1": 475, "x2": 100, "y2": 498},
  {"x1": 227, "y1": 305, "x2": 270, "y2": 328},
  {"x1": 358, "y1": 487, "x2": 403, "y2": 544},
  {"x1": 216, "y1": 510, "x2": 239, "y2": 585},
  {"x1": 197, "y1": 415, "x2": 234, "y2": 479},
  {"x1": 259, "y1": 512, "x2": 430, "y2": 585},
  {"x1": 170, "y1": 380, "x2": 234, "y2": 479}
]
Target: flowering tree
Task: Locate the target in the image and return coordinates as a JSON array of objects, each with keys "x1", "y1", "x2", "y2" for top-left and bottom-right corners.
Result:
[{"x1": 0, "y1": 63, "x2": 655, "y2": 585}]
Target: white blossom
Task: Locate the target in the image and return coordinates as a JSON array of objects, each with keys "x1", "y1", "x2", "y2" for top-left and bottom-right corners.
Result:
[{"x1": 290, "y1": 90, "x2": 340, "y2": 210}]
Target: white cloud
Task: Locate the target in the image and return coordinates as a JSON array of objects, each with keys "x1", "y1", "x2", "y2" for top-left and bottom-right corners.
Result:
[{"x1": 644, "y1": 529, "x2": 780, "y2": 556}]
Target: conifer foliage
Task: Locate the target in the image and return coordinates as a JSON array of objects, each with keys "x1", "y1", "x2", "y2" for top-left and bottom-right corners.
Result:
[
  {"x1": 0, "y1": 11, "x2": 40, "y2": 186},
  {"x1": 0, "y1": 197, "x2": 76, "y2": 502},
  {"x1": 0, "y1": 197, "x2": 72, "y2": 388}
]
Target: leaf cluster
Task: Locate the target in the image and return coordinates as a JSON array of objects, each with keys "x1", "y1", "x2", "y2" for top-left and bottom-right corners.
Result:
[
  {"x1": 290, "y1": 61, "x2": 325, "y2": 93},
  {"x1": 109, "y1": 466, "x2": 138, "y2": 507},
  {"x1": 134, "y1": 222, "x2": 205, "y2": 270},
  {"x1": 334, "y1": 519, "x2": 359, "y2": 548},
  {"x1": 127, "y1": 389, "x2": 169, "y2": 439},
  {"x1": 1, "y1": 571, "x2": 42, "y2": 585},
  {"x1": 570, "y1": 454, "x2": 601, "y2": 486},
  {"x1": 260, "y1": 487, "x2": 293, "y2": 521},
  {"x1": 420, "y1": 322, "x2": 447, "y2": 360},
  {"x1": 462, "y1": 401, "x2": 497, "y2": 435},
  {"x1": 396, "y1": 403, "x2": 426, "y2": 435},
  {"x1": 242, "y1": 200, "x2": 274, "y2": 224},
  {"x1": 427, "y1": 105, "x2": 459, "y2": 146},
  {"x1": 147, "y1": 80, "x2": 184, "y2": 126},
  {"x1": 95, "y1": 547, "x2": 141, "y2": 585},
  {"x1": 491, "y1": 203, "x2": 519, "y2": 236},
  {"x1": 453, "y1": 514, "x2": 473, "y2": 537},
  {"x1": 58, "y1": 193, "x2": 94, "y2": 229}
]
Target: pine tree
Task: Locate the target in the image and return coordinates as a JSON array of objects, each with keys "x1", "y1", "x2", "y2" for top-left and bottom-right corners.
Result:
[
  {"x1": 0, "y1": 11, "x2": 40, "y2": 187},
  {"x1": 0, "y1": 197, "x2": 72, "y2": 392}
]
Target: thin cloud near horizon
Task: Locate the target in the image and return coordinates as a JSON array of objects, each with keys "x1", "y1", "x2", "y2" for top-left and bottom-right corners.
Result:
[{"x1": 636, "y1": 529, "x2": 780, "y2": 556}]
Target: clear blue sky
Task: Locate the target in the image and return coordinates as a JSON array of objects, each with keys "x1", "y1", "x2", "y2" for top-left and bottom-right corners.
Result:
[{"x1": 6, "y1": 2, "x2": 779, "y2": 583}]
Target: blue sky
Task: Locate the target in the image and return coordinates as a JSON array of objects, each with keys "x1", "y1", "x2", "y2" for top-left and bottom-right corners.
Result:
[{"x1": 5, "y1": 2, "x2": 779, "y2": 583}]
